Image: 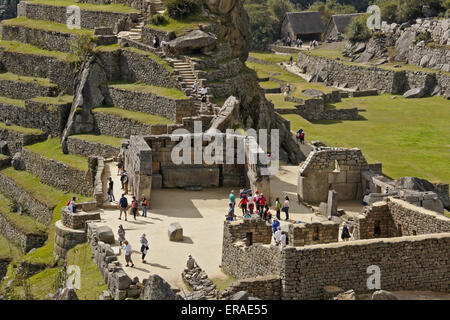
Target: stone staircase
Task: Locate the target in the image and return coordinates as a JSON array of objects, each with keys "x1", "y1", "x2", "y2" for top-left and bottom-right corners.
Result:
[
  {"x1": 127, "y1": 14, "x2": 146, "y2": 41},
  {"x1": 148, "y1": 0, "x2": 166, "y2": 15}
]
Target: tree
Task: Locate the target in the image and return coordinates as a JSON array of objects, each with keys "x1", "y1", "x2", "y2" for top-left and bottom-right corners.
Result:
[
  {"x1": 244, "y1": 0, "x2": 279, "y2": 50},
  {"x1": 308, "y1": 0, "x2": 356, "y2": 25},
  {"x1": 345, "y1": 14, "x2": 371, "y2": 42}
]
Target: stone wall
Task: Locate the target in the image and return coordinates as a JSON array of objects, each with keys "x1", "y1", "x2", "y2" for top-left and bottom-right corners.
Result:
[
  {"x1": 1, "y1": 24, "x2": 81, "y2": 53},
  {"x1": 298, "y1": 147, "x2": 369, "y2": 204},
  {"x1": 141, "y1": 25, "x2": 175, "y2": 44},
  {"x1": 0, "y1": 48, "x2": 76, "y2": 94},
  {"x1": 0, "y1": 77, "x2": 57, "y2": 100},
  {"x1": 0, "y1": 212, "x2": 47, "y2": 253},
  {"x1": 221, "y1": 275, "x2": 282, "y2": 300},
  {"x1": 19, "y1": 1, "x2": 138, "y2": 30},
  {"x1": 282, "y1": 233, "x2": 450, "y2": 299},
  {"x1": 61, "y1": 206, "x2": 101, "y2": 230},
  {"x1": 0, "y1": 171, "x2": 54, "y2": 225},
  {"x1": 21, "y1": 148, "x2": 94, "y2": 196},
  {"x1": 0, "y1": 0, "x2": 19, "y2": 21},
  {"x1": 104, "y1": 86, "x2": 193, "y2": 123},
  {"x1": 0, "y1": 126, "x2": 47, "y2": 155},
  {"x1": 289, "y1": 221, "x2": 339, "y2": 247},
  {"x1": 53, "y1": 220, "x2": 87, "y2": 259},
  {"x1": 93, "y1": 111, "x2": 161, "y2": 138},
  {"x1": 0, "y1": 257, "x2": 10, "y2": 280},
  {"x1": 67, "y1": 136, "x2": 119, "y2": 158}
]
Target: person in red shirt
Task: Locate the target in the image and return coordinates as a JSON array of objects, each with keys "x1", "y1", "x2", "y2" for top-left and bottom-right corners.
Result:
[
  {"x1": 239, "y1": 194, "x2": 248, "y2": 215},
  {"x1": 258, "y1": 193, "x2": 266, "y2": 215}
]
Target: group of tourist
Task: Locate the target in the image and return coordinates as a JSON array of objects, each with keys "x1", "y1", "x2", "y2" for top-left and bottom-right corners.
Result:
[
  {"x1": 226, "y1": 190, "x2": 290, "y2": 222},
  {"x1": 191, "y1": 80, "x2": 208, "y2": 112},
  {"x1": 280, "y1": 37, "x2": 303, "y2": 48},
  {"x1": 272, "y1": 219, "x2": 287, "y2": 248},
  {"x1": 296, "y1": 128, "x2": 305, "y2": 144},
  {"x1": 118, "y1": 193, "x2": 149, "y2": 221},
  {"x1": 118, "y1": 225, "x2": 150, "y2": 267}
]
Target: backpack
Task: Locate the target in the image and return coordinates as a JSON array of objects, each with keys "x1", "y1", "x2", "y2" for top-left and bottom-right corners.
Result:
[
  {"x1": 121, "y1": 197, "x2": 128, "y2": 208},
  {"x1": 67, "y1": 200, "x2": 71, "y2": 206}
]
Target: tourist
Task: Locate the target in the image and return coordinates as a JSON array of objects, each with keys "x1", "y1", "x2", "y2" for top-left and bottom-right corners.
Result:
[
  {"x1": 229, "y1": 190, "x2": 236, "y2": 207},
  {"x1": 275, "y1": 197, "x2": 281, "y2": 220},
  {"x1": 297, "y1": 38, "x2": 302, "y2": 48},
  {"x1": 287, "y1": 36, "x2": 291, "y2": 47},
  {"x1": 239, "y1": 194, "x2": 248, "y2": 215},
  {"x1": 141, "y1": 197, "x2": 148, "y2": 217},
  {"x1": 272, "y1": 218, "x2": 280, "y2": 234},
  {"x1": 161, "y1": 40, "x2": 168, "y2": 54},
  {"x1": 258, "y1": 193, "x2": 266, "y2": 215},
  {"x1": 300, "y1": 131, "x2": 305, "y2": 144},
  {"x1": 248, "y1": 193, "x2": 255, "y2": 215},
  {"x1": 263, "y1": 204, "x2": 272, "y2": 222},
  {"x1": 200, "y1": 87, "x2": 208, "y2": 112},
  {"x1": 226, "y1": 203, "x2": 235, "y2": 221},
  {"x1": 119, "y1": 194, "x2": 128, "y2": 221},
  {"x1": 290, "y1": 56, "x2": 293, "y2": 66},
  {"x1": 274, "y1": 226, "x2": 282, "y2": 245},
  {"x1": 254, "y1": 191, "x2": 260, "y2": 213},
  {"x1": 107, "y1": 177, "x2": 115, "y2": 202},
  {"x1": 118, "y1": 225, "x2": 126, "y2": 246},
  {"x1": 122, "y1": 170, "x2": 129, "y2": 195},
  {"x1": 240, "y1": 188, "x2": 251, "y2": 199},
  {"x1": 68, "y1": 197, "x2": 77, "y2": 213},
  {"x1": 280, "y1": 232, "x2": 287, "y2": 248},
  {"x1": 283, "y1": 196, "x2": 290, "y2": 220},
  {"x1": 153, "y1": 35, "x2": 160, "y2": 48},
  {"x1": 140, "y1": 234, "x2": 149, "y2": 263},
  {"x1": 122, "y1": 240, "x2": 134, "y2": 267},
  {"x1": 341, "y1": 223, "x2": 351, "y2": 242},
  {"x1": 131, "y1": 196, "x2": 138, "y2": 220},
  {"x1": 192, "y1": 80, "x2": 199, "y2": 97},
  {"x1": 117, "y1": 154, "x2": 124, "y2": 176}
]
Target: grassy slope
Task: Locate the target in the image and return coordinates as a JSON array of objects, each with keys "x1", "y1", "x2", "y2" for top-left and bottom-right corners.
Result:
[
  {"x1": 31, "y1": 95, "x2": 74, "y2": 105},
  {"x1": 2, "y1": 17, "x2": 93, "y2": 36},
  {"x1": 0, "y1": 122, "x2": 44, "y2": 135},
  {"x1": 0, "y1": 234, "x2": 21, "y2": 261},
  {"x1": 0, "y1": 71, "x2": 55, "y2": 87},
  {"x1": 0, "y1": 192, "x2": 47, "y2": 235},
  {"x1": 25, "y1": 138, "x2": 88, "y2": 171},
  {"x1": 71, "y1": 134, "x2": 122, "y2": 148},
  {"x1": 0, "y1": 96, "x2": 25, "y2": 107},
  {"x1": 283, "y1": 94, "x2": 450, "y2": 184},
  {"x1": 146, "y1": 14, "x2": 213, "y2": 37},
  {"x1": 0, "y1": 40, "x2": 76, "y2": 62},
  {"x1": 109, "y1": 82, "x2": 188, "y2": 99},
  {"x1": 27, "y1": 0, "x2": 140, "y2": 13},
  {"x1": 93, "y1": 106, "x2": 175, "y2": 125}
]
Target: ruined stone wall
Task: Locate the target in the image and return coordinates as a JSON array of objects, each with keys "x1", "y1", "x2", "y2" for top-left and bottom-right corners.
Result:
[
  {"x1": 358, "y1": 202, "x2": 396, "y2": 239},
  {"x1": 0, "y1": 171, "x2": 54, "y2": 225},
  {"x1": 0, "y1": 127, "x2": 47, "y2": 155},
  {"x1": 21, "y1": 148, "x2": 94, "y2": 196},
  {"x1": 67, "y1": 136, "x2": 119, "y2": 158},
  {"x1": 141, "y1": 26, "x2": 174, "y2": 44},
  {"x1": 282, "y1": 233, "x2": 450, "y2": 299},
  {"x1": 19, "y1": 1, "x2": 138, "y2": 30},
  {"x1": 222, "y1": 275, "x2": 282, "y2": 300},
  {"x1": 0, "y1": 77, "x2": 57, "y2": 100},
  {"x1": 289, "y1": 221, "x2": 339, "y2": 247},
  {"x1": 0, "y1": 0, "x2": 19, "y2": 21},
  {"x1": 61, "y1": 206, "x2": 101, "y2": 230},
  {"x1": 0, "y1": 212, "x2": 47, "y2": 253},
  {"x1": 0, "y1": 48, "x2": 75, "y2": 94},
  {"x1": 93, "y1": 111, "x2": 161, "y2": 138},
  {"x1": 298, "y1": 148, "x2": 369, "y2": 204},
  {"x1": 403, "y1": 45, "x2": 450, "y2": 73},
  {"x1": 104, "y1": 87, "x2": 193, "y2": 123},
  {"x1": 198, "y1": 58, "x2": 244, "y2": 82}
]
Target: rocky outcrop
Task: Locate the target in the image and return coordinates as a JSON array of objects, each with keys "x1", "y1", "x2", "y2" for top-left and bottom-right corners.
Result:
[
  {"x1": 0, "y1": 0, "x2": 19, "y2": 21},
  {"x1": 168, "y1": 30, "x2": 218, "y2": 55}
]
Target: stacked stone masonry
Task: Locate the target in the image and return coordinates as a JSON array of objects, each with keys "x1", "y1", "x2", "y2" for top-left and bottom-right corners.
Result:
[{"x1": 67, "y1": 136, "x2": 119, "y2": 159}]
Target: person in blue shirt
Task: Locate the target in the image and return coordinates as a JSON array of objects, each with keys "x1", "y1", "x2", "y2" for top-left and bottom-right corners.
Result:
[
  {"x1": 239, "y1": 189, "x2": 251, "y2": 199},
  {"x1": 272, "y1": 218, "x2": 280, "y2": 233},
  {"x1": 226, "y1": 203, "x2": 235, "y2": 221},
  {"x1": 229, "y1": 190, "x2": 236, "y2": 207}
]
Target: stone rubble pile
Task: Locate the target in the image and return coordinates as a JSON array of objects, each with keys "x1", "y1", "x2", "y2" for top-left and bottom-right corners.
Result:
[{"x1": 181, "y1": 255, "x2": 218, "y2": 300}]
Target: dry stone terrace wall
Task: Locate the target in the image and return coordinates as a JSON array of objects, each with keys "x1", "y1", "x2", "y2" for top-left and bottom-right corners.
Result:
[
  {"x1": 0, "y1": 213, "x2": 47, "y2": 253},
  {"x1": 0, "y1": 127, "x2": 47, "y2": 155},
  {"x1": 282, "y1": 233, "x2": 450, "y2": 299},
  {"x1": 19, "y1": 1, "x2": 138, "y2": 30},
  {"x1": 0, "y1": 171, "x2": 54, "y2": 225},
  {"x1": 296, "y1": 51, "x2": 450, "y2": 94},
  {"x1": 141, "y1": 26, "x2": 175, "y2": 45},
  {"x1": 1, "y1": 25, "x2": 81, "y2": 53},
  {"x1": 104, "y1": 86, "x2": 193, "y2": 123},
  {"x1": 0, "y1": 48, "x2": 76, "y2": 94},
  {"x1": 67, "y1": 136, "x2": 119, "y2": 158},
  {"x1": 221, "y1": 275, "x2": 282, "y2": 300},
  {"x1": 21, "y1": 148, "x2": 94, "y2": 196},
  {"x1": 0, "y1": 77, "x2": 57, "y2": 100},
  {"x1": 0, "y1": 100, "x2": 71, "y2": 137}
]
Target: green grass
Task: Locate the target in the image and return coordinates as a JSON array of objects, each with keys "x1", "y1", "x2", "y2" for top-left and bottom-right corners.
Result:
[
  {"x1": 249, "y1": 52, "x2": 292, "y2": 64},
  {"x1": 0, "y1": 192, "x2": 47, "y2": 235},
  {"x1": 2, "y1": 17, "x2": 94, "y2": 36},
  {"x1": 146, "y1": 14, "x2": 213, "y2": 37},
  {"x1": 31, "y1": 95, "x2": 74, "y2": 105},
  {"x1": 0, "y1": 167, "x2": 91, "y2": 267},
  {"x1": 25, "y1": 138, "x2": 89, "y2": 171},
  {"x1": 281, "y1": 94, "x2": 450, "y2": 184},
  {"x1": 0, "y1": 122, "x2": 44, "y2": 135},
  {"x1": 93, "y1": 106, "x2": 175, "y2": 126},
  {"x1": 123, "y1": 47, "x2": 174, "y2": 73},
  {"x1": 71, "y1": 134, "x2": 122, "y2": 148},
  {"x1": 0, "y1": 234, "x2": 21, "y2": 261},
  {"x1": 0, "y1": 40, "x2": 76, "y2": 62},
  {"x1": 109, "y1": 82, "x2": 188, "y2": 99},
  {"x1": 259, "y1": 81, "x2": 280, "y2": 90},
  {"x1": 211, "y1": 275, "x2": 237, "y2": 291},
  {"x1": 66, "y1": 243, "x2": 108, "y2": 300},
  {"x1": 27, "y1": 0, "x2": 140, "y2": 13},
  {"x1": 0, "y1": 95, "x2": 25, "y2": 107},
  {"x1": 266, "y1": 94, "x2": 298, "y2": 109},
  {"x1": 0, "y1": 71, "x2": 56, "y2": 87}
]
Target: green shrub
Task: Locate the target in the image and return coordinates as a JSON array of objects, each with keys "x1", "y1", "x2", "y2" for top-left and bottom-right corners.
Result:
[
  {"x1": 151, "y1": 13, "x2": 169, "y2": 25},
  {"x1": 345, "y1": 14, "x2": 371, "y2": 43},
  {"x1": 165, "y1": 0, "x2": 202, "y2": 19}
]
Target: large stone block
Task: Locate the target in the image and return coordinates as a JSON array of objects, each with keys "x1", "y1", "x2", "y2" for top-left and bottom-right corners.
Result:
[
  {"x1": 161, "y1": 167, "x2": 219, "y2": 188},
  {"x1": 97, "y1": 226, "x2": 115, "y2": 244},
  {"x1": 168, "y1": 222, "x2": 183, "y2": 242},
  {"x1": 331, "y1": 183, "x2": 358, "y2": 200}
]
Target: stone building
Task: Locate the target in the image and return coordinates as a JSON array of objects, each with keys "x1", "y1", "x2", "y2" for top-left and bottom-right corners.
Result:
[{"x1": 281, "y1": 11, "x2": 325, "y2": 41}]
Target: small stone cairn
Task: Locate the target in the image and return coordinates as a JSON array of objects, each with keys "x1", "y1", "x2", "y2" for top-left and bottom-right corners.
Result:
[{"x1": 182, "y1": 255, "x2": 218, "y2": 300}]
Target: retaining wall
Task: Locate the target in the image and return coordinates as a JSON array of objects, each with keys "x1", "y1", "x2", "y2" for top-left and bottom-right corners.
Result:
[{"x1": 67, "y1": 136, "x2": 119, "y2": 158}]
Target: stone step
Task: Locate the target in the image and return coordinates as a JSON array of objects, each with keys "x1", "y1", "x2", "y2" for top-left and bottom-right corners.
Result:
[
  {"x1": 130, "y1": 28, "x2": 142, "y2": 32},
  {"x1": 0, "y1": 72, "x2": 58, "y2": 100}
]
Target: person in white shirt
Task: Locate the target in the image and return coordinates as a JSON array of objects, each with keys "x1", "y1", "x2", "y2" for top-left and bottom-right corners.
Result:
[
  {"x1": 68, "y1": 197, "x2": 77, "y2": 213},
  {"x1": 200, "y1": 87, "x2": 207, "y2": 112},
  {"x1": 122, "y1": 240, "x2": 134, "y2": 267},
  {"x1": 192, "y1": 80, "x2": 199, "y2": 97},
  {"x1": 274, "y1": 226, "x2": 282, "y2": 245},
  {"x1": 283, "y1": 196, "x2": 290, "y2": 220},
  {"x1": 280, "y1": 233, "x2": 287, "y2": 248}
]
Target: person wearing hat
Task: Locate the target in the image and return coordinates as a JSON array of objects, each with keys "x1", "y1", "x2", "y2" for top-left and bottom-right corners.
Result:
[
  {"x1": 229, "y1": 190, "x2": 236, "y2": 207},
  {"x1": 140, "y1": 234, "x2": 149, "y2": 263},
  {"x1": 272, "y1": 217, "x2": 280, "y2": 233},
  {"x1": 118, "y1": 224, "x2": 125, "y2": 246}
]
